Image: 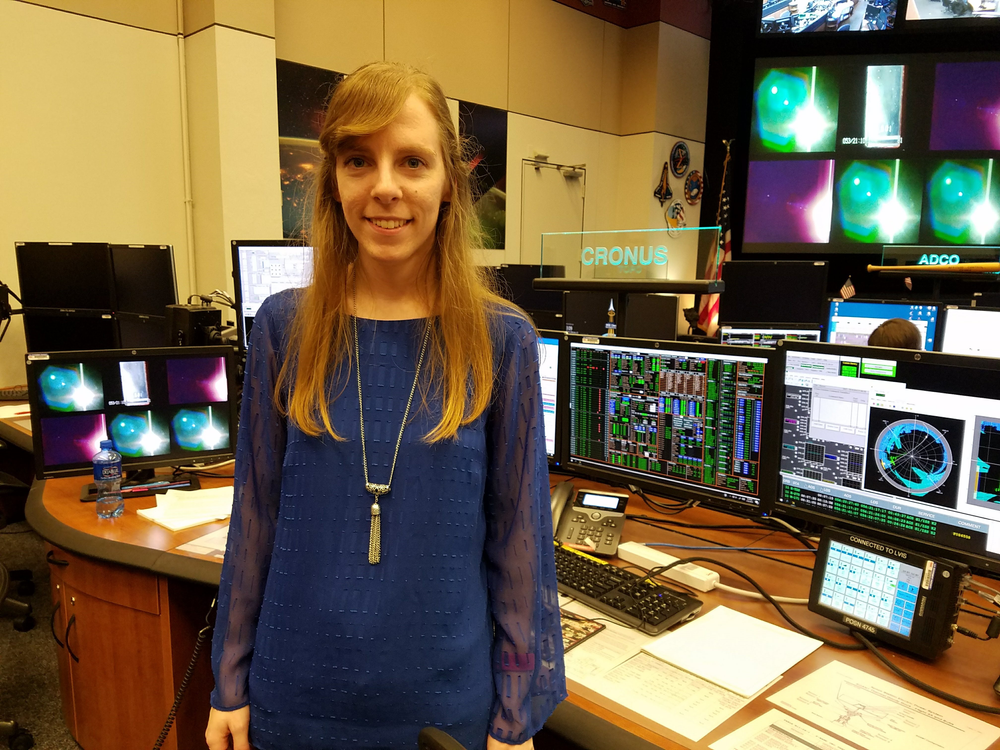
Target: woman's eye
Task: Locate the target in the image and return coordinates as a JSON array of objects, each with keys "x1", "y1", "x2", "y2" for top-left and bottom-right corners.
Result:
[
  {"x1": 406, "y1": 158, "x2": 423, "y2": 169},
  {"x1": 346, "y1": 157, "x2": 365, "y2": 168}
]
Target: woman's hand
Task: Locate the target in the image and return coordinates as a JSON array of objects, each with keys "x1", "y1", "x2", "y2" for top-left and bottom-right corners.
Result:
[
  {"x1": 206, "y1": 705, "x2": 251, "y2": 750},
  {"x1": 486, "y1": 736, "x2": 534, "y2": 750}
]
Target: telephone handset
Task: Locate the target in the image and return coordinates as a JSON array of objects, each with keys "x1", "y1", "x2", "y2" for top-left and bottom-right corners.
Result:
[
  {"x1": 550, "y1": 481, "x2": 575, "y2": 533},
  {"x1": 551, "y1": 482, "x2": 629, "y2": 556}
]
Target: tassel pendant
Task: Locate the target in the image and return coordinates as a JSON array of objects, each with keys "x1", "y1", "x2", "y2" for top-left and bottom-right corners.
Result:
[{"x1": 368, "y1": 502, "x2": 381, "y2": 564}]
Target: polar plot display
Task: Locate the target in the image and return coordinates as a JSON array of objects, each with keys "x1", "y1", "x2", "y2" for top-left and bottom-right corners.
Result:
[{"x1": 873, "y1": 418, "x2": 953, "y2": 497}]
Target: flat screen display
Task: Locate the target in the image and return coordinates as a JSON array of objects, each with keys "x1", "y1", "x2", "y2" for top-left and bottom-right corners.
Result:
[
  {"x1": 721, "y1": 326, "x2": 823, "y2": 347},
  {"x1": 232, "y1": 240, "x2": 313, "y2": 349},
  {"x1": 719, "y1": 260, "x2": 829, "y2": 326},
  {"x1": 905, "y1": 0, "x2": 999, "y2": 23},
  {"x1": 565, "y1": 336, "x2": 772, "y2": 514},
  {"x1": 940, "y1": 307, "x2": 1000, "y2": 357},
  {"x1": 760, "y1": 0, "x2": 898, "y2": 33},
  {"x1": 745, "y1": 53, "x2": 1000, "y2": 255},
  {"x1": 771, "y1": 340, "x2": 1000, "y2": 574},
  {"x1": 826, "y1": 299, "x2": 939, "y2": 348},
  {"x1": 538, "y1": 333, "x2": 560, "y2": 459},
  {"x1": 26, "y1": 346, "x2": 238, "y2": 479}
]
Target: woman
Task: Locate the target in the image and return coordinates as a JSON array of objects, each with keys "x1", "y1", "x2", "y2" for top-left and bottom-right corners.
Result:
[{"x1": 205, "y1": 61, "x2": 566, "y2": 750}]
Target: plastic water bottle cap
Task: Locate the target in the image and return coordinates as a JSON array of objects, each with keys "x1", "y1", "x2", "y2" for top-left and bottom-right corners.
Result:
[{"x1": 100, "y1": 440, "x2": 114, "y2": 450}]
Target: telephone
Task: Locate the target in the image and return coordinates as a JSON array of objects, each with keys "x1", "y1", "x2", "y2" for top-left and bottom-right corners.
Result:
[{"x1": 550, "y1": 482, "x2": 629, "y2": 556}]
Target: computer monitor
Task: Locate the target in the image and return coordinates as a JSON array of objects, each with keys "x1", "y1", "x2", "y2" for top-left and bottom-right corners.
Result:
[
  {"x1": 939, "y1": 307, "x2": 1000, "y2": 358},
  {"x1": 110, "y1": 244, "x2": 177, "y2": 317},
  {"x1": 826, "y1": 299, "x2": 939, "y2": 349},
  {"x1": 564, "y1": 334, "x2": 772, "y2": 515},
  {"x1": 537, "y1": 330, "x2": 561, "y2": 463},
  {"x1": 26, "y1": 346, "x2": 239, "y2": 480},
  {"x1": 16, "y1": 242, "x2": 116, "y2": 310},
  {"x1": 22, "y1": 310, "x2": 119, "y2": 353},
  {"x1": 719, "y1": 260, "x2": 829, "y2": 327},
  {"x1": 232, "y1": 240, "x2": 313, "y2": 349},
  {"x1": 770, "y1": 339, "x2": 1000, "y2": 575},
  {"x1": 720, "y1": 326, "x2": 823, "y2": 348}
]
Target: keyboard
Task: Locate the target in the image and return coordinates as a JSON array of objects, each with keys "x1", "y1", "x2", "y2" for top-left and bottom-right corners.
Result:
[
  {"x1": 0, "y1": 385, "x2": 28, "y2": 401},
  {"x1": 554, "y1": 543, "x2": 702, "y2": 635}
]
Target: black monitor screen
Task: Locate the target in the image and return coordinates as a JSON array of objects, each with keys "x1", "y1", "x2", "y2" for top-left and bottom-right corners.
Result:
[
  {"x1": 719, "y1": 260, "x2": 829, "y2": 326},
  {"x1": 566, "y1": 335, "x2": 772, "y2": 514},
  {"x1": 23, "y1": 311, "x2": 119, "y2": 353},
  {"x1": 111, "y1": 244, "x2": 177, "y2": 317},
  {"x1": 232, "y1": 240, "x2": 312, "y2": 349},
  {"x1": 940, "y1": 307, "x2": 1000, "y2": 358},
  {"x1": 26, "y1": 346, "x2": 238, "y2": 479},
  {"x1": 16, "y1": 242, "x2": 115, "y2": 310},
  {"x1": 826, "y1": 299, "x2": 939, "y2": 348},
  {"x1": 771, "y1": 340, "x2": 1000, "y2": 574}
]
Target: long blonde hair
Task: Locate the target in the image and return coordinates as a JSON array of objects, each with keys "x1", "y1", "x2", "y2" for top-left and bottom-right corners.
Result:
[{"x1": 276, "y1": 61, "x2": 519, "y2": 442}]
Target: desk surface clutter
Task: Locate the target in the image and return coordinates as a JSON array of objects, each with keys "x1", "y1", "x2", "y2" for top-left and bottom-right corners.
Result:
[{"x1": 20, "y1": 467, "x2": 1000, "y2": 750}]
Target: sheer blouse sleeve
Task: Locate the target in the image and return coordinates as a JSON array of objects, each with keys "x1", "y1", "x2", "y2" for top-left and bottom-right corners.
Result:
[
  {"x1": 484, "y1": 314, "x2": 567, "y2": 743},
  {"x1": 210, "y1": 294, "x2": 289, "y2": 710}
]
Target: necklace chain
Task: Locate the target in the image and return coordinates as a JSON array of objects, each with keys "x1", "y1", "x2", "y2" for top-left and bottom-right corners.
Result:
[{"x1": 353, "y1": 285, "x2": 432, "y2": 564}]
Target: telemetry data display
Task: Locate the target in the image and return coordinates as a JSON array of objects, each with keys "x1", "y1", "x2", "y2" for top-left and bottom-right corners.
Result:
[
  {"x1": 568, "y1": 340, "x2": 768, "y2": 507},
  {"x1": 826, "y1": 300, "x2": 938, "y2": 349},
  {"x1": 777, "y1": 343, "x2": 1000, "y2": 570},
  {"x1": 940, "y1": 307, "x2": 1000, "y2": 359},
  {"x1": 538, "y1": 335, "x2": 559, "y2": 458},
  {"x1": 721, "y1": 327, "x2": 823, "y2": 348}
]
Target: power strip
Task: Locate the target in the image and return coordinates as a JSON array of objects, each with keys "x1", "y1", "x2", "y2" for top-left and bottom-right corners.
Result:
[{"x1": 617, "y1": 541, "x2": 720, "y2": 593}]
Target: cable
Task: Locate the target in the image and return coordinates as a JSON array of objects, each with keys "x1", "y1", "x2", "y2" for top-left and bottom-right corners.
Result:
[
  {"x1": 152, "y1": 598, "x2": 216, "y2": 749},
  {"x1": 852, "y1": 632, "x2": 1000, "y2": 715},
  {"x1": 714, "y1": 582, "x2": 809, "y2": 605},
  {"x1": 630, "y1": 517, "x2": 816, "y2": 572},
  {"x1": 644, "y1": 543, "x2": 815, "y2": 553},
  {"x1": 641, "y1": 556, "x2": 864, "y2": 650},
  {"x1": 968, "y1": 579, "x2": 1000, "y2": 597},
  {"x1": 175, "y1": 458, "x2": 235, "y2": 472}
]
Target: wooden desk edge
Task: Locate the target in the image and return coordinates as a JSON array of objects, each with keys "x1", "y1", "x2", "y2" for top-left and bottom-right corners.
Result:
[{"x1": 26, "y1": 480, "x2": 223, "y2": 587}]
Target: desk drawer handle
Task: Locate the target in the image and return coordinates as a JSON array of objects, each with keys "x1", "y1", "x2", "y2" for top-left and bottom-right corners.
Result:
[
  {"x1": 65, "y1": 615, "x2": 79, "y2": 663},
  {"x1": 46, "y1": 551, "x2": 69, "y2": 567},
  {"x1": 50, "y1": 600, "x2": 64, "y2": 648}
]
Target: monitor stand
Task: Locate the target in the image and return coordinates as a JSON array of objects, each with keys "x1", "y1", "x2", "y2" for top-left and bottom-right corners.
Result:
[{"x1": 79, "y1": 470, "x2": 200, "y2": 502}]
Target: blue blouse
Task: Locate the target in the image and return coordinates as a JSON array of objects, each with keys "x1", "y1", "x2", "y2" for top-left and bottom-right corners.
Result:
[{"x1": 210, "y1": 290, "x2": 566, "y2": 750}]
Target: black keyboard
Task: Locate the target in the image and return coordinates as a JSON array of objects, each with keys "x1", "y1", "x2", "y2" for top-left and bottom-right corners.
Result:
[
  {"x1": 0, "y1": 385, "x2": 28, "y2": 401},
  {"x1": 554, "y1": 543, "x2": 702, "y2": 635}
]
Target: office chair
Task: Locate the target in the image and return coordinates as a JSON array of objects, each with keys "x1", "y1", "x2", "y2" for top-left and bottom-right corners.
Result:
[
  {"x1": 417, "y1": 727, "x2": 467, "y2": 750},
  {"x1": 0, "y1": 562, "x2": 37, "y2": 750}
]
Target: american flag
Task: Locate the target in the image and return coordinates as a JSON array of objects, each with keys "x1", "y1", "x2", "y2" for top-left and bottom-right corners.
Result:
[
  {"x1": 697, "y1": 141, "x2": 733, "y2": 337},
  {"x1": 840, "y1": 276, "x2": 856, "y2": 299}
]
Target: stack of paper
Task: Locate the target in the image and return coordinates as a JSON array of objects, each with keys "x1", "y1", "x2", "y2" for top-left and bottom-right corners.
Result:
[
  {"x1": 136, "y1": 486, "x2": 233, "y2": 531},
  {"x1": 641, "y1": 606, "x2": 823, "y2": 698}
]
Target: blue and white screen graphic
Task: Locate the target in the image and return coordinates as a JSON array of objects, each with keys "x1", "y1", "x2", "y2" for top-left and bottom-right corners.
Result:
[{"x1": 827, "y1": 300, "x2": 938, "y2": 349}]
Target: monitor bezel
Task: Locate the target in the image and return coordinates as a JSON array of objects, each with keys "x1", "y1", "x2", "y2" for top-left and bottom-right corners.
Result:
[
  {"x1": 560, "y1": 332, "x2": 774, "y2": 518},
  {"x1": 231, "y1": 239, "x2": 313, "y2": 350},
  {"x1": 765, "y1": 338, "x2": 1000, "y2": 576},
  {"x1": 25, "y1": 345, "x2": 240, "y2": 480},
  {"x1": 719, "y1": 260, "x2": 829, "y2": 327}
]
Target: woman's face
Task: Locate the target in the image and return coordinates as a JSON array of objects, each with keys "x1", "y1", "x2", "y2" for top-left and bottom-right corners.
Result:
[{"x1": 335, "y1": 93, "x2": 452, "y2": 275}]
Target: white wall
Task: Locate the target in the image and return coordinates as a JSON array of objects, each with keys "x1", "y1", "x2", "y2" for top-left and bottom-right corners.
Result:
[{"x1": 0, "y1": 0, "x2": 189, "y2": 386}]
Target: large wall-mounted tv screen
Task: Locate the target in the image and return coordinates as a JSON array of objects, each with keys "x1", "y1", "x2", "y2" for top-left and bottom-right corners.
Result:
[
  {"x1": 760, "y1": 0, "x2": 898, "y2": 34},
  {"x1": 744, "y1": 53, "x2": 1000, "y2": 255}
]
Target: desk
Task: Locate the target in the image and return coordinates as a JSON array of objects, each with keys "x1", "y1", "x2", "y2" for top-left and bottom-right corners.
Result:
[{"x1": 26, "y1": 474, "x2": 1000, "y2": 750}]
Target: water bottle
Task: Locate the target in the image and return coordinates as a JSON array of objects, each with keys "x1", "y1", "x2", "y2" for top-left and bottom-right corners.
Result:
[{"x1": 93, "y1": 440, "x2": 124, "y2": 519}]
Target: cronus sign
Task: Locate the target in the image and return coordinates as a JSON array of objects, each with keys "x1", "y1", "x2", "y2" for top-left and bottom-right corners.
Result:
[{"x1": 580, "y1": 245, "x2": 668, "y2": 266}]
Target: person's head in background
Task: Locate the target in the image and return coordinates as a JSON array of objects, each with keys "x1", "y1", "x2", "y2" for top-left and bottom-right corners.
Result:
[{"x1": 867, "y1": 318, "x2": 922, "y2": 350}]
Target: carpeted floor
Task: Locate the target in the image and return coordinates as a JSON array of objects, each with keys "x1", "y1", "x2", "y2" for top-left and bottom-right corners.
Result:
[{"x1": 0, "y1": 519, "x2": 82, "y2": 750}]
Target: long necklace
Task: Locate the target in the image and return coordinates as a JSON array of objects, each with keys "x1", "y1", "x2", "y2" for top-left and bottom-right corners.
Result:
[{"x1": 353, "y1": 288, "x2": 432, "y2": 564}]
